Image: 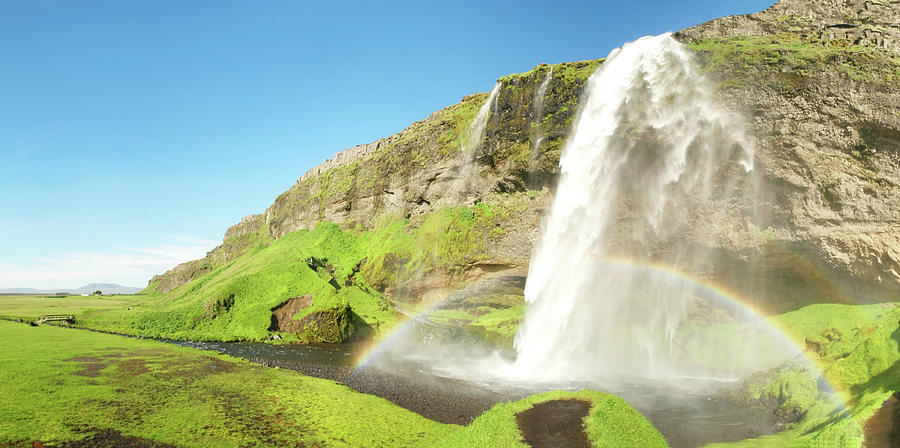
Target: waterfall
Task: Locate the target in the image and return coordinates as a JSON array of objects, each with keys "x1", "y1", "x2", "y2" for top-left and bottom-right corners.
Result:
[
  {"x1": 511, "y1": 33, "x2": 757, "y2": 382},
  {"x1": 530, "y1": 68, "x2": 553, "y2": 161},
  {"x1": 462, "y1": 83, "x2": 500, "y2": 154}
]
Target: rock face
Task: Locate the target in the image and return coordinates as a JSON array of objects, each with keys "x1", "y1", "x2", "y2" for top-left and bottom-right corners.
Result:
[
  {"x1": 269, "y1": 295, "x2": 314, "y2": 333},
  {"x1": 149, "y1": 0, "x2": 900, "y2": 310},
  {"x1": 296, "y1": 304, "x2": 355, "y2": 343},
  {"x1": 675, "y1": 0, "x2": 900, "y2": 304},
  {"x1": 678, "y1": 0, "x2": 900, "y2": 51},
  {"x1": 268, "y1": 296, "x2": 355, "y2": 343},
  {"x1": 264, "y1": 61, "x2": 600, "y2": 241},
  {"x1": 224, "y1": 214, "x2": 265, "y2": 240}
]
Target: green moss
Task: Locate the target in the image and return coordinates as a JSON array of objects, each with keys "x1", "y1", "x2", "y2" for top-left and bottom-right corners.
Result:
[
  {"x1": 360, "y1": 203, "x2": 512, "y2": 295},
  {"x1": 710, "y1": 303, "x2": 900, "y2": 447},
  {"x1": 296, "y1": 303, "x2": 355, "y2": 343},
  {"x1": 688, "y1": 34, "x2": 900, "y2": 90},
  {"x1": 466, "y1": 305, "x2": 526, "y2": 348},
  {"x1": 21, "y1": 200, "x2": 512, "y2": 342},
  {"x1": 0, "y1": 321, "x2": 455, "y2": 447},
  {"x1": 429, "y1": 390, "x2": 667, "y2": 448}
]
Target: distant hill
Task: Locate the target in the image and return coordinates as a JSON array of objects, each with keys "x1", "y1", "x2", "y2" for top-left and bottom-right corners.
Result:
[{"x1": 0, "y1": 283, "x2": 141, "y2": 295}]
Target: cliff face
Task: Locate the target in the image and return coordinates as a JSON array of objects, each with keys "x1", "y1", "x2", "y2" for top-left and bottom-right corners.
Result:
[
  {"x1": 149, "y1": 0, "x2": 900, "y2": 308},
  {"x1": 675, "y1": 0, "x2": 900, "y2": 302},
  {"x1": 678, "y1": 0, "x2": 900, "y2": 50},
  {"x1": 263, "y1": 60, "x2": 601, "y2": 239},
  {"x1": 147, "y1": 60, "x2": 601, "y2": 293}
]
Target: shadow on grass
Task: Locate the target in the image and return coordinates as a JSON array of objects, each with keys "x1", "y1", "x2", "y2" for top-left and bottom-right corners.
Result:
[{"x1": 800, "y1": 321, "x2": 900, "y2": 438}]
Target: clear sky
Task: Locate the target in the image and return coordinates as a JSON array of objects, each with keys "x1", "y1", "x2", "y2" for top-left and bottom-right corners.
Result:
[{"x1": 0, "y1": 0, "x2": 774, "y2": 289}]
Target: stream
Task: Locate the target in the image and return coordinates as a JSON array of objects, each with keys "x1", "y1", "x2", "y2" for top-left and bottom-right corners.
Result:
[{"x1": 168, "y1": 339, "x2": 778, "y2": 448}]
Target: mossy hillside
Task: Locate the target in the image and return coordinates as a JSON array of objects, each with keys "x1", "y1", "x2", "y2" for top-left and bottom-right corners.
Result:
[
  {"x1": 486, "y1": 59, "x2": 603, "y2": 192},
  {"x1": 708, "y1": 303, "x2": 900, "y2": 448},
  {"x1": 361, "y1": 202, "x2": 512, "y2": 294},
  {"x1": 0, "y1": 320, "x2": 455, "y2": 448},
  {"x1": 429, "y1": 390, "x2": 668, "y2": 448},
  {"x1": 83, "y1": 223, "x2": 394, "y2": 342},
  {"x1": 75, "y1": 200, "x2": 524, "y2": 342},
  {"x1": 144, "y1": 215, "x2": 274, "y2": 294},
  {"x1": 687, "y1": 34, "x2": 900, "y2": 92}
]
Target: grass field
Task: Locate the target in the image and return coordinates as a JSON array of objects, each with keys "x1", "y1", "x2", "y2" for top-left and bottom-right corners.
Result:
[
  {"x1": 0, "y1": 320, "x2": 455, "y2": 447},
  {"x1": 0, "y1": 320, "x2": 669, "y2": 448},
  {"x1": 1, "y1": 295, "x2": 898, "y2": 447},
  {"x1": 0, "y1": 294, "x2": 141, "y2": 322}
]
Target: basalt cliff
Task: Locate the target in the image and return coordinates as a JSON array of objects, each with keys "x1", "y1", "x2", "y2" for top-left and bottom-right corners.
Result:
[{"x1": 149, "y1": 0, "x2": 900, "y2": 314}]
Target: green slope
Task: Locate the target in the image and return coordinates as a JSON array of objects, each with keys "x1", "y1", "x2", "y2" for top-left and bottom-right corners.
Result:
[
  {"x1": 710, "y1": 303, "x2": 900, "y2": 447},
  {"x1": 0, "y1": 320, "x2": 670, "y2": 448},
  {"x1": 75, "y1": 201, "x2": 523, "y2": 342}
]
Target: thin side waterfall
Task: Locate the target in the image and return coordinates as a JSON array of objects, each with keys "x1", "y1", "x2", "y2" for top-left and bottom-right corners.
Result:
[
  {"x1": 530, "y1": 68, "x2": 553, "y2": 161},
  {"x1": 463, "y1": 82, "x2": 500, "y2": 154},
  {"x1": 511, "y1": 33, "x2": 758, "y2": 382},
  {"x1": 450, "y1": 83, "x2": 501, "y2": 201}
]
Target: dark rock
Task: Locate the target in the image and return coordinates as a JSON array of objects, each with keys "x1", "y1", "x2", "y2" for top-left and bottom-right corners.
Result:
[{"x1": 297, "y1": 304, "x2": 355, "y2": 343}]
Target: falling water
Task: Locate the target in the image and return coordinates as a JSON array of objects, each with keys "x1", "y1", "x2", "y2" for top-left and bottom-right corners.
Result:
[
  {"x1": 512, "y1": 33, "x2": 758, "y2": 382},
  {"x1": 530, "y1": 68, "x2": 553, "y2": 160},
  {"x1": 448, "y1": 82, "x2": 501, "y2": 203},
  {"x1": 462, "y1": 82, "x2": 500, "y2": 154}
]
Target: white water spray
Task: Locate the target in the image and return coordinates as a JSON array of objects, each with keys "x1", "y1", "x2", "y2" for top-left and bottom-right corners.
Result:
[
  {"x1": 463, "y1": 83, "x2": 500, "y2": 154},
  {"x1": 530, "y1": 68, "x2": 553, "y2": 159},
  {"x1": 512, "y1": 34, "x2": 758, "y2": 382}
]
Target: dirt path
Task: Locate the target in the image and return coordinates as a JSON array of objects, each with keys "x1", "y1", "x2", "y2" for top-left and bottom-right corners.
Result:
[
  {"x1": 516, "y1": 399, "x2": 592, "y2": 448},
  {"x1": 865, "y1": 392, "x2": 899, "y2": 448},
  {"x1": 57, "y1": 429, "x2": 177, "y2": 447}
]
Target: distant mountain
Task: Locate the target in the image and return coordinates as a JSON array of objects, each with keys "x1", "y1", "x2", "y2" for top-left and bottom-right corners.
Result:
[{"x1": 0, "y1": 283, "x2": 141, "y2": 295}]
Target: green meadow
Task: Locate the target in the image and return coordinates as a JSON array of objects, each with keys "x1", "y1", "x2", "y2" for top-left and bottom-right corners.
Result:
[
  {"x1": 1, "y1": 292, "x2": 898, "y2": 447},
  {"x1": 0, "y1": 214, "x2": 898, "y2": 447},
  {"x1": 0, "y1": 294, "x2": 138, "y2": 323},
  {"x1": 0, "y1": 320, "x2": 666, "y2": 448}
]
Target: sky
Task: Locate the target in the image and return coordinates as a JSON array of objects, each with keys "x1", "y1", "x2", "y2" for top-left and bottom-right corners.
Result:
[{"x1": 0, "y1": 0, "x2": 774, "y2": 289}]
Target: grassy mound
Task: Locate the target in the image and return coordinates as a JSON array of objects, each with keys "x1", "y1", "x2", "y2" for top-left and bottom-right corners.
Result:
[{"x1": 430, "y1": 390, "x2": 668, "y2": 448}]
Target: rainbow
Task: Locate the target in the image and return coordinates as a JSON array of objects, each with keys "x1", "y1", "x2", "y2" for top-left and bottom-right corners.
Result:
[
  {"x1": 352, "y1": 257, "x2": 849, "y2": 403},
  {"x1": 352, "y1": 284, "x2": 477, "y2": 370},
  {"x1": 596, "y1": 257, "x2": 845, "y2": 393}
]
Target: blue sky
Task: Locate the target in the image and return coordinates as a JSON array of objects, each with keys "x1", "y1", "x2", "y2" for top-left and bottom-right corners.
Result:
[{"x1": 0, "y1": 0, "x2": 773, "y2": 289}]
